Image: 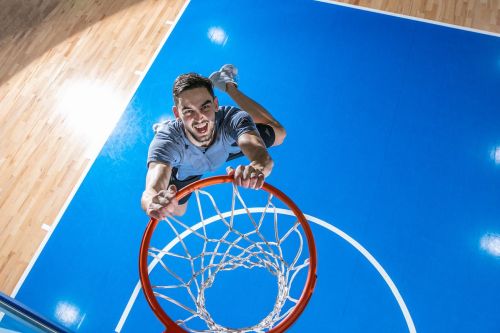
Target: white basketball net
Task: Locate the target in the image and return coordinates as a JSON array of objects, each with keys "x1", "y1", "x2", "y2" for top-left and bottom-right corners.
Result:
[{"x1": 147, "y1": 184, "x2": 311, "y2": 332}]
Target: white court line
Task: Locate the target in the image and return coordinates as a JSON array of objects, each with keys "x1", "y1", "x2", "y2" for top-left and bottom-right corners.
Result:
[
  {"x1": 115, "y1": 208, "x2": 416, "y2": 332},
  {"x1": 10, "y1": 0, "x2": 192, "y2": 299},
  {"x1": 315, "y1": 0, "x2": 500, "y2": 38}
]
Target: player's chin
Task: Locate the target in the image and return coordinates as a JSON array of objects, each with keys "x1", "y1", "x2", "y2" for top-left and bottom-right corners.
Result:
[
  {"x1": 197, "y1": 134, "x2": 211, "y2": 141},
  {"x1": 194, "y1": 132, "x2": 214, "y2": 144}
]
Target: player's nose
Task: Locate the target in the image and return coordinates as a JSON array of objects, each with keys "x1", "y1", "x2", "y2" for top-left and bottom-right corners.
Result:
[{"x1": 193, "y1": 110, "x2": 205, "y2": 121}]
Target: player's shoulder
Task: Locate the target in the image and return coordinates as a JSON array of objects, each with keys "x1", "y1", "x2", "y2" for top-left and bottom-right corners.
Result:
[
  {"x1": 152, "y1": 118, "x2": 183, "y2": 136},
  {"x1": 151, "y1": 119, "x2": 185, "y2": 148},
  {"x1": 218, "y1": 105, "x2": 242, "y2": 117},
  {"x1": 218, "y1": 105, "x2": 248, "y2": 124}
]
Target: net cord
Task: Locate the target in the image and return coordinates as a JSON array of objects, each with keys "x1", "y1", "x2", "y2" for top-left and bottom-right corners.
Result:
[{"x1": 148, "y1": 184, "x2": 310, "y2": 332}]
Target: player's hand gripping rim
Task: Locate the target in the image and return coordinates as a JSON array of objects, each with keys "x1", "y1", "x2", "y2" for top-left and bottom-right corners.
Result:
[
  {"x1": 226, "y1": 165, "x2": 265, "y2": 190},
  {"x1": 147, "y1": 184, "x2": 179, "y2": 220}
]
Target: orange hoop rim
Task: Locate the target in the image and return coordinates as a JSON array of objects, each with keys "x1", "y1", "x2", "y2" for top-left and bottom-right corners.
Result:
[{"x1": 139, "y1": 175, "x2": 317, "y2": 333}]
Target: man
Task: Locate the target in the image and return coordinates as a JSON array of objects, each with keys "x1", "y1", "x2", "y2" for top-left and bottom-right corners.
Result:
[{"x1": 141, "y1": 64, "x2": 286, "y2": 218}]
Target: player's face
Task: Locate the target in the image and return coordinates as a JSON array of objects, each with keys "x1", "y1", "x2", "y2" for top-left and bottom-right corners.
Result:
[{"x1": 174, "y1": 87, "x2": 218, "y2": 147}]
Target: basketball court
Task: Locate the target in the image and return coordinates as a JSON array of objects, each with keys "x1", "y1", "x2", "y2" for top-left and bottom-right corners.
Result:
[{"x1": 1, "y1": 0, "x2": 499, "y2": 332}]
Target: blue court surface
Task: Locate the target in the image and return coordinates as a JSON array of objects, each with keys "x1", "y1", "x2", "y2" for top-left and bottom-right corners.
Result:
[{"x1": 4, "y1": 0, "x2": 500, "y2": 332}]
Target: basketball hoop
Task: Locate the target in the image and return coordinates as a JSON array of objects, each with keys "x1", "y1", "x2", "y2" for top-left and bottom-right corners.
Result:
[{"x1": 139, "y1": 175, "x2": 317, "y2": 332}]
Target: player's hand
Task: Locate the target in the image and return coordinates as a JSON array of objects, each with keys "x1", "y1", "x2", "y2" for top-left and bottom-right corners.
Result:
[
  {"x1": 147, "y1": 184, "x2": 179, "y2": 220},
  {"x1": 226, "y1": 165, "x2": 265, "y2": 189}
]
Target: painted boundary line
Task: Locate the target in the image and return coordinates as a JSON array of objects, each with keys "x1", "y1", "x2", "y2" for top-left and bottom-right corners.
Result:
[
  {"x1": 315, "y1": 0, "x2": 500, "y2": 38},
  {"x1": 10, "y1": 0, "x2": 192, "y2": 299},
  {"x1": 115, "y1": 208, "x2": 416, "y2": 332}
]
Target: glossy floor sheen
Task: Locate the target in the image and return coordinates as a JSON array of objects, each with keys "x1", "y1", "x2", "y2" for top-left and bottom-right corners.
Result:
[{"x1": 2, "y1": 0, "x2": 500, "y2": 332}]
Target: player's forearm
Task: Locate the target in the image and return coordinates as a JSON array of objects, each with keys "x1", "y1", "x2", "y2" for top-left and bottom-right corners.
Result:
[
  {"x1": 250, "y1": 151, "x2": 274, "y2": 177},
  {"x1": 141, "y1": 189, "x2": 157, "y2": 212},
  {"x1": 226, "y1": 84, "x2": 282, "y2": 128},
  {"x1": 142, "y1": 162, "x2": 173, "y2": 213}
]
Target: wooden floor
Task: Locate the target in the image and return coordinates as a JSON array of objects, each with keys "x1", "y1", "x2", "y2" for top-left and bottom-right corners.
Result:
[{"x1": 0, "y1": 0, "x2": 499, "y2": 295}]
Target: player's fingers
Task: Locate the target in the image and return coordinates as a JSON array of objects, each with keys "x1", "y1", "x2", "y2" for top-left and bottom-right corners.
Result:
[
  {"x1": 241, "y1": 176, "x2": 250, "y2": 188},
  {"x1": 235, "y1": 165, "x2": 245, "y2": 176},
  {"x1": 158, "y1": 185, "x2": 177, "y2": 201},
  {"x1": 147, "y1": 206, "x2": 161, "y2": 220},
  {"x1": 157, "y1": 196, "x2": 170, "y2": 205},
  {"x1": 249, "y1": 177, "x2": 258, "y2": 190},
  {"x1": 159, "y1": 206, "x2": 171, "y2": 218},
  {"x1": 242, "y1": 165, "x2": 253, "y2": 180},
  {"x1": 167, "y1": 185, "x2": 177, "y2": 200},
  {"x1": 234, "y1": 165, "x2": 245, "y2": 186},
  {"x1": 242, "y1": 165, "x2": 258, "y2": 188},
  {"x1": 155, "y1": 193, "x2": 172, "y2": 206},
  {"x1": 226, "y1": 166, "x2": 235, "y2": 175},
  {"x1": 255, "y1": 173, "x2": 265, "y2": 189},
  {"x1": 165, "y1": 204, "x2": 175, "y2": 215},
  {"x1": 240, "y1": 167, "x2": 250, "y2": 188},
  {"x1": 149, "y1": 211, "x2": 162, "y2": 220},
  {"x1": 151, "y1": 193, "x2": 162, "y2": 204},
  {"x1": 156, "y1": 190, "x2": 170, "y2": 201},
  {"x1": 148, "y1": 202, "x2": 162, "y2": 212},
  {"x1": 248, "y1": 172, "x2": 258, "y2": 189},
  {"x1": 158, "y1": 195, "x2": 178, "y2": 207},
  {"x1": 169, "y1": 195, "x2": 179, "y2": 212},
  {"x1": 148, "y1": 203, "x2": 164, "y2": 220}
]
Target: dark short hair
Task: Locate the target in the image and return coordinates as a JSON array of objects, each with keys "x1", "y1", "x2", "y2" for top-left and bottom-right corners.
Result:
[{"x1": 172, "y1": 72, "x2": 214, "y2": 105}]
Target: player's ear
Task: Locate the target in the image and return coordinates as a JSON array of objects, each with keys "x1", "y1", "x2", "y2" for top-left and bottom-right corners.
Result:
[
  {"x1": 172, "y1": 106, "x2": 179, "y2": 118},
  {"x1": 214, "y1": 97, "x2": 219, "y2": 111}
]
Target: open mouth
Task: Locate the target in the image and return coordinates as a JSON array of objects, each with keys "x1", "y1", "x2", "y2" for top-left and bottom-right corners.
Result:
[{"x1": 194, "y1": 123, "x2": 209, "y2": 135}]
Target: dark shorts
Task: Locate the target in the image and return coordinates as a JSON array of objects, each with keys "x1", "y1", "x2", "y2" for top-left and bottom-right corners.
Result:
[{"x1": 171, "y1": 123, "x2": 275, "y2": 204}]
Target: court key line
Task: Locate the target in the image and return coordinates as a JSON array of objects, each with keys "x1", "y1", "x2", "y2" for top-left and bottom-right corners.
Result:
[{"x1": 115, "y1": 208, "x2": 416, "y2": 333}]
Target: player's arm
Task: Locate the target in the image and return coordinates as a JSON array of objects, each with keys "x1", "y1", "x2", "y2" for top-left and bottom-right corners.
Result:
[
  {"x1": 227, "y1": 131, "x2": 274, "y2": 189},
  {"x1": 141, "y1": 162, "x2": 185, "y2": 218}
]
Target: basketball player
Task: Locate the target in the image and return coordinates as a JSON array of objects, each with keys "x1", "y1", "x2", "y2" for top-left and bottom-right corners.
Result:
[{"x1": 141, "y1": 65, "x2": 286, "y2": 218}]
